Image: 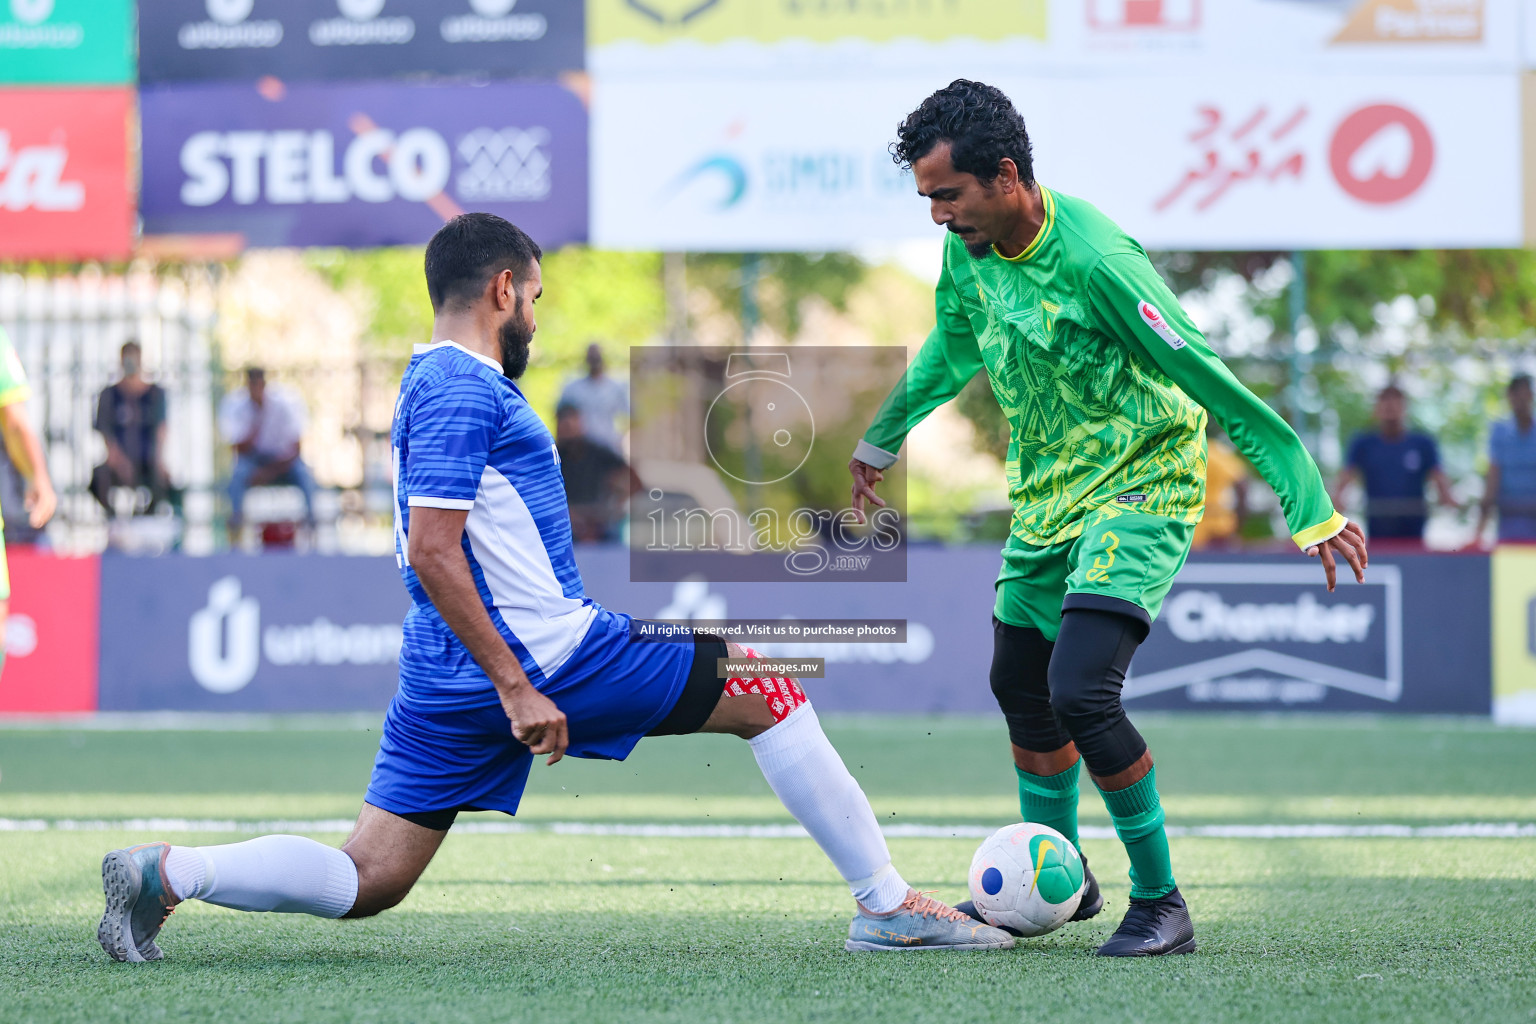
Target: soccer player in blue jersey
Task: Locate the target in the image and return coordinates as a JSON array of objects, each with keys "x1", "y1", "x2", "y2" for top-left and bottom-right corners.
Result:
[{"x1": 97, "y1": 214, "x2": 1012, "y2": 961}]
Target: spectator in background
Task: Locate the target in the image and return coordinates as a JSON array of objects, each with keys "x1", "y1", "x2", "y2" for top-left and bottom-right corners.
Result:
[
  {"x1": 1334, "y1": 384, "x2": 1456, "y2": 549},
  {"x1": 556, "y1": 402, "x2": 634, "y2": 543},
  {"x1": 1476, "y1": 373, "x2": 1536, "y2": 544},
  {"x1": 218, "y1": 367, "x2": 316, "y2": 541},
  {"x1": 1192, "y1": 422, "x2": 1248, "y2": 549},
  {"x1": 558, "y1": 342, "x2": 628, "y2": 456},
  {"x1": 89, "y1": 341, "x2": 170, "y2": 517}
]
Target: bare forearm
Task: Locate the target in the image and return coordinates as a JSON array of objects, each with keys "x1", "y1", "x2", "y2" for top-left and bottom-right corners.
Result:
[
  {"x1": 413, "y1": 547, "x2": 529, "y2": 699},
  {"x1": 2, "y1": 405, "x2": 47, "y2": 486}
]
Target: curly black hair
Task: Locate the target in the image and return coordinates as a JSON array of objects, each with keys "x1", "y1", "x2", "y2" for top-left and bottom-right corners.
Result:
[{"x1": 891, "y1": 80, "x2": 1034, "y2": 187}]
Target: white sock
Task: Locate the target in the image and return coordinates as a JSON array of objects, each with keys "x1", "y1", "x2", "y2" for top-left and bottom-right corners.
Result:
[
  {"x1": 748, "y1": 704, "x2": 909, "y2": 913},
  {"x1": 165, "y1": 836, "x2": 358, "y2": 918}
]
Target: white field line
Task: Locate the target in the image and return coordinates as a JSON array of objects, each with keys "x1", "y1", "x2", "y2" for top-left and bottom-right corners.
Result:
[{"x1": 1, "y1": 818, "x2": 1534, "y2": 839}]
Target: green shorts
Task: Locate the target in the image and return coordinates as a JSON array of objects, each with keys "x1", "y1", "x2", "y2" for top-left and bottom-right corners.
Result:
[
  {"x1": 0, "y1": 526, "x2": 9, "y2": 601},
  {"x1": 994, "y1": 511, "x2": 1195, "y2": 641}
]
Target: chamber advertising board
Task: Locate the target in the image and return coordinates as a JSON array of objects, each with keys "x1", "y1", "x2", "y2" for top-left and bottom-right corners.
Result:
[
  {"x1": 592, "y1": 73, "x2": 1518, "y2": 251},
  {"x1": 98, "y1": 555, "x2": 410, "y2": 712},
  {"x1": 589, "y1": 0, "x2": 1517, "y2": 77},
  {"x1": 140, "y1": 80, "x2": 588, "y2": 249},
  {"x1": 0, "y1": 88, "x2": 132, "y2": 260},
  {"x1": 138, "y1": 0, "x2": 582, "y2": 84},
  {"x1": 0, "y1": 0, "x2": 134, "y2": 84}
]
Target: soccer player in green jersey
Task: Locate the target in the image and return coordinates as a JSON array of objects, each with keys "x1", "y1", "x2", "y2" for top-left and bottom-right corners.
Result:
[
  {"x1": 849, "y1": 81, "x2": 1368, "y2": 957},
  {"x1": 0, "y1": 327, "x2": 56, "y2": 682}
]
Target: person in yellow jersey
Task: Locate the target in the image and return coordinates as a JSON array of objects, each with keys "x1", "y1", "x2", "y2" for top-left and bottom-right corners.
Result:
[
  {"x1": 1191, "y1": 424, "x2": 1249, "y2": 550},
  {"x1": 0, "y1": 328, "x2": 56, "y2": 682},
  {"x1": 849, "y1": 81, "x2": 1368, "y2": 957}
]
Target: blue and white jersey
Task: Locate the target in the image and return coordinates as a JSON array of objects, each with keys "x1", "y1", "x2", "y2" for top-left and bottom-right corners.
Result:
[{"x1": 392, "y1": 341, "x2": 630, "y2": 711}]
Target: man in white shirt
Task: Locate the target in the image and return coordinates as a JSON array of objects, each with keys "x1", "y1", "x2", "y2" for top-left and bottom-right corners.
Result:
[
  {"x1": 217, "y1": 367, "x2": 317, "y2": 540},
  {"x1": 558, "y1": 343, "x2": 628, "y2": 456}
]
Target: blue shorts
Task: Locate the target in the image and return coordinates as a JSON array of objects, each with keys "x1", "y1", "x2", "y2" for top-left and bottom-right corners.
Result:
[{"x1": 365, "y1": 630, "x2": 712, "y2": 820}]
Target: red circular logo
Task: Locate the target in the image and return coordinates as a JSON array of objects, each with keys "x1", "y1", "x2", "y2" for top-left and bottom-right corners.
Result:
[{"x1": 1329, "y1": 104, "x2": 1434, "y2": 205}]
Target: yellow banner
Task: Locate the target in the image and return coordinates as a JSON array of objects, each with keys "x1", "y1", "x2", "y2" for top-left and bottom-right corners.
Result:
[
  {"x1": 589, "y1": 0, "x2": 1048, "y2": 46},
  {"x1": 1492, "y1": 546, "x2": 1536, "y2": 724}
]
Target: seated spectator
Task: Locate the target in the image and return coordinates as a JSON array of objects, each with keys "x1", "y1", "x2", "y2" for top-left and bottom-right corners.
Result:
[
  {"x1": 1476, "y1": 373, "x2": 1536, "y2": 544},
  {"x1": 558, "y1": 343, "x2": 629, "y2": 457},
  {"x1": 555, "y1": 402, "x2": 634, "y2": 543},
  {"x1": 217, "y1": 367, "x2": 316, "y2": 542},
  {"x1": 1334, "y1": 384, "x2": 1455, "y2": 549},
  {"x1": 89, "y1": 341, "x2": 171, "y2": 518}
]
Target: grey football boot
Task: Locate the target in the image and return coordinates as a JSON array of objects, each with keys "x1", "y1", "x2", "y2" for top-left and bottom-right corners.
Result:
[
  {"x1": 98, "y1": 842, "x2": 179, "y2": 962},
  {"x1": 846, "y1": 889, "x2": 1016, "y2": 951}
]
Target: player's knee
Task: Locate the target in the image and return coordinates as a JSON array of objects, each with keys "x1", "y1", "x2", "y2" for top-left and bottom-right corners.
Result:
[
  {"x1": 1046, "y1": 663, "x2": 1118, "y2": 727},
  {"x1": 344, "y1": 874, "x2": 415, "y2": 919}
]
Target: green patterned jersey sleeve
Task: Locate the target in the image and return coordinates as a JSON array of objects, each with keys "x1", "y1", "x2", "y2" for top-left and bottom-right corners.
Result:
[
  {"x1": 855, "y1": 255, "x2": 984, "y2": 469},
  {"x1": 0, "y1": 329, "x2": 30, "y2": 409},
  {"x1": 1087, "y1": 252, "x2": 1345, "y2": 550}
]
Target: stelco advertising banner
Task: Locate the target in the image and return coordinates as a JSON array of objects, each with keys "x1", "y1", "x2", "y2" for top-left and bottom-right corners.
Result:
[
  {"x1": 590, "y1": 0, "x2": 1519, "y2": 77},
  {"x1": 0, "y1": 88, "x2": 132, "y2": 260},
  {"x1": 592, "y1": 73, "x2": 1519, "y2": 251},
  {"x1": 138, "y1": 0, "x2": 583, "y2": 84},
  {"x1": 140, "y1": 80, "x2": 588, "y2": 249},
  {"x1": 0, "y1": 0, "x2": 135, "y2": 83},
  {"x1": 0, "y1": 550, "x2": 99, "y2": 714},
  {"x1": 98, "y1": 555, "x2": 409, "y2": 712},
  {"x1": 79, "y1": 548, "x2": 1489, "y2": 714}
]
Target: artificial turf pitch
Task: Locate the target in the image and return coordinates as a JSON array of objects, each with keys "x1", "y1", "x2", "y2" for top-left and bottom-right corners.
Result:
[{"x1": 2, "y1": 714, "x2": 1534, "y2": 1023}]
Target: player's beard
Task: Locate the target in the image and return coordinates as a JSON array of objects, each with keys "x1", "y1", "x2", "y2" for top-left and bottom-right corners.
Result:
[
  {"x1": 499, "y1": 307, "x2": 533, "y2": 380},
  {"x1": 948, "y1": 225, "x2": 993, "y2": 260}
]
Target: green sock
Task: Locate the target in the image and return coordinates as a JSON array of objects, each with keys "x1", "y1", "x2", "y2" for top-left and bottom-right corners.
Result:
[
  {"x1": 1016, "y1": 760, "x2": 1081, "y2": 852},
  {"x1": 1097, "y1": 766, "x2": 1177, "y2": 899}
]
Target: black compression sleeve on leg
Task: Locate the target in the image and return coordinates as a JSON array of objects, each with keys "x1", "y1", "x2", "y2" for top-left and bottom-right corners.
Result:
[
  {"x1": 1046, "y1": 609, "x2": 1149, "y2": 777},
  {"x1": 989, "y1": 615, "x2": 1073, "y2": 753}
]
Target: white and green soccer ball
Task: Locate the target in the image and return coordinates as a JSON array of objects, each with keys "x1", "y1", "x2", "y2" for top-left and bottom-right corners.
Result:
[{"x1": 967, "y1": 822, "x2": 1085, "y2": 937}]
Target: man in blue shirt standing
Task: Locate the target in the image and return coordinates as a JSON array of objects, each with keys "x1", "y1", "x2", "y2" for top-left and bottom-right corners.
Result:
[
  {"x1": 1476, "y1": 374, "x2": 1536, "y2": 544},
  {"x1": 1334, "y1": 385, "x2": 1456, "y2": 549},
  {"x1": 96, "y1": 214, "x2": 1011, "y2": 963}
]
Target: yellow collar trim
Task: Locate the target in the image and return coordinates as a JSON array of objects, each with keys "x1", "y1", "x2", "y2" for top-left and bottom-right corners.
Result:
[{"x1": 994, "y1": 185, "x2": 1055, "y2": 263}]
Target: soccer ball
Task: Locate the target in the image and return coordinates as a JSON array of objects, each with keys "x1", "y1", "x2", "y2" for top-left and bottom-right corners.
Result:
[{"x1": 967, "y1": 823, "x2": 1085, "y2": 936}]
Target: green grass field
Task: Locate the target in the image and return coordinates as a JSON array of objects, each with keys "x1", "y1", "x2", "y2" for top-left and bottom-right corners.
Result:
[{"x1": 2, "y1": 714, "x2": 1534, "y2": 1023}]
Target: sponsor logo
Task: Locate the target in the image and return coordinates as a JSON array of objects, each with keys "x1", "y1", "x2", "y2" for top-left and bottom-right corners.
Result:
[
  {"x1": 624, "y1": 0, "x2": 722, "y2": 26},
  {"x1": 1329, "y1": 103, "x2": 1434, "y2": 205},
  {"x1": 0, "y1": 131, "x2": 84, "y2": 211},
  {"x1": 310, "y1": 0, "x2": 415, "y2": 47},
  {"x1": 441, "y1": 0, "x2": 548, "y2": 44},
  {"x1": 5, "y1": 613, "x2": 36, "y2": 658},
  {"x1": 1332, "y1": 0, "x2": 1482, "y2": 44},
  {"x1": 187, "y1": 576, "x2": 402, "y2": 694},
  {"x1": 0, "y1": 0, "x2": 83, "y2": 49},
  {"x1": 176, "y1": 124, "x2": 552, "y2": 208},
  {"x1": 178, "y1": 0, "x2": 283, "y2": 50},
  {"x1": 1087, "y1": 0, "x2": 1200, "y2": 32},
  {"x1": 1137, "y1": 301, "x2": 1187, "y2": 350},
  {"x1": 1115, "y1": 493, "x2": 1148, "y2": 504},
  {"x1": 457, "y1": 127, "x2": 551, "y2": 201},
  {"x1": 1125, "y1": 564, "x2": 1403, "y2": 705}
]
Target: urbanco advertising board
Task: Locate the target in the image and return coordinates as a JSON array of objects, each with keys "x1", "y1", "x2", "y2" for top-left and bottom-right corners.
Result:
[
  {"x1": 98, "y1": 555, "x2": 409, "y2": 712},
  {"x1": 591, "y1": 73, "x2": 1519, "y2": 251},
  {"x1": 138, "y1": 0, "x2": 582, "y2": 84},
  {"x1": 140, "y1": 79, "x2": 588, "y2": 249},
  {"x1": 0, "y1": 88, "x2": 132, "y2": 259}
]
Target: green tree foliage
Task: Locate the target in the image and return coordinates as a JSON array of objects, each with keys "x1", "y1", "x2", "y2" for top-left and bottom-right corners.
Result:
[{"x1": 688, "y1": 253, "x2": 868, "y2": 339}]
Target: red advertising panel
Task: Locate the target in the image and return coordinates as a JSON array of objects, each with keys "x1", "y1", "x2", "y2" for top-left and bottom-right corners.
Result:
[
  {"x1": 0, "y1": 88, "x2": 132, "y2": 259},
  {"x1": 0, "y1": 549, "x2": 99, "y2": 713}
]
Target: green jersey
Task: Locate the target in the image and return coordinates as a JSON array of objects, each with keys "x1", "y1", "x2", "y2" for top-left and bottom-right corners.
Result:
[{"x1": 857, "y1": 185, "x2": 1343, "y2": 551}]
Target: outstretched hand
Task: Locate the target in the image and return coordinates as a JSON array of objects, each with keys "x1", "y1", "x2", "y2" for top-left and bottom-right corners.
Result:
[
  {"x1": 1305, "y1": 520, "x2": 1368, "y2": 592},
  {"x1": 848, "y1": 458, "x2": 886, "y2": 525}
]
